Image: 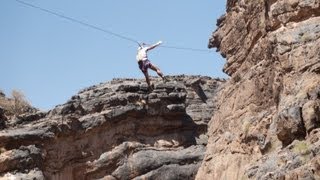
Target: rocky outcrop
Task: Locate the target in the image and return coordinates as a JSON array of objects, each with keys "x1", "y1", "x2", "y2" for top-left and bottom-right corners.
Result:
[
  {"x1": 0, "y1": 91, "x2": 40, "y2": 129},
  {"x1": 197, "y1": 0, "x2": 320, "y2": 179},
  {"x1": 0, "y1": 75, "x2": 224, "y2": 179}
]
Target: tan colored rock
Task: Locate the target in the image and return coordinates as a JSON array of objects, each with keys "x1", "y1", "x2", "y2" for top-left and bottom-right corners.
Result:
[
  {"x1": 275, "y1": 106, "x2": 306, "y2": 146},
  {"x1": 302, "y1": 100, "x2": 320, "y2": 133},
  {"x1": 198, "y1": 0, "x2": 320, "y2": 179}
]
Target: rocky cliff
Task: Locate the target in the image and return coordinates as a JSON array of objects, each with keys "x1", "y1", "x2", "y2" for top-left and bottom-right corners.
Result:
[
  {"x1": 0, "y1": 76, "x2": 224, "y2": 179},
  {"x1": 2, "y1": 0, "x2": 320, "y2": 179},
  {"x1": 197, "y1": 0, "x2": 320, "y2": 179}
]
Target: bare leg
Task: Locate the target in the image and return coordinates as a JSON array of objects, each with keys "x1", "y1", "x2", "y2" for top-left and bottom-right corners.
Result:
[
  {"x1": 150, "y1": 64, "x2": 164, "y2": 79},
  {"x1": 143, "y1": 71, "x2": 151, "y2": 87}
]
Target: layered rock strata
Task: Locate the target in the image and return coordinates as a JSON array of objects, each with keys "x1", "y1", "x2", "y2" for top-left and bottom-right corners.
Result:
[
  {"x1": 0, "y1": 75, "x2": 224, "y2": 180},
  {"x1": 197, "y1": 0, "x2": 320, "y2": 179}
]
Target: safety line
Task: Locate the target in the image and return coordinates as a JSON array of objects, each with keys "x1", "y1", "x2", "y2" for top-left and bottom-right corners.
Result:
[
  {"x1": 15, "y1": 0, "x2": 140, "y2": 45},
  {"x1": 15, "y1": 0, "x2": 212, "y2": 53},
  {"x1": 160, "y1": 45, "x2": 211, "y2": 52}
]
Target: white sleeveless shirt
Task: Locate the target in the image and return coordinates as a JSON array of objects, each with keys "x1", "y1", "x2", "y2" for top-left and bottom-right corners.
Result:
[{"x1": 136, "y1": 47, "x2": 149, "y2": 62}]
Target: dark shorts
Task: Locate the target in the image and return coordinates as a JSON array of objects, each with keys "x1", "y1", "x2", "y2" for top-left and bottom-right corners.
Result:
[{"x1": 138, "y1": 60, "x2": 153, "y2": 73}]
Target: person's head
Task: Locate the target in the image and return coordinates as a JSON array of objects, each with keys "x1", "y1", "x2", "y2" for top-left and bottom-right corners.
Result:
[
  {"x1": 138, "y1": 42, "x2": 146, "y2": 50},
  {"x1": 139, "y1": 42, "x2": 147, "y2": 47}
]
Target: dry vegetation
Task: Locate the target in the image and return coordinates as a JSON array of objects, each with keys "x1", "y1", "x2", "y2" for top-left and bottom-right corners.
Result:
[{"x1": 0, "y1": 90, "x2": 34, "y2": 116}]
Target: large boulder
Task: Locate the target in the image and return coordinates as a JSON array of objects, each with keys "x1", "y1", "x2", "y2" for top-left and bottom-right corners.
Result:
[
  {"x1": 276, "y1": 106, "x2": 306, "y2": 146},
  {"x1": 302, "y1": 100, "x2": 320, "y2": 134}
]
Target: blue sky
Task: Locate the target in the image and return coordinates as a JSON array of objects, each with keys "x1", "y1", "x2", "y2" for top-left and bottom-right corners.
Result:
[{"x1": 0, "y1": 0, "x2": 227, "y2": 110}]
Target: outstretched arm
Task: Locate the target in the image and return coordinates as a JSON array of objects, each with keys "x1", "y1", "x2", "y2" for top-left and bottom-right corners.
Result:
[{"x1": 146, "y1": 41, "x2": 162, "y2": 51}]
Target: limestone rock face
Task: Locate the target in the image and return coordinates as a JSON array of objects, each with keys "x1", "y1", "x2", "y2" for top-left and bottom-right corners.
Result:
[
  {"x1": 0, "y1": 75, "x2": 224, "y2": 179},
  {"x1": 197, "y1": 0, "x2": 320, "y2": 179}
]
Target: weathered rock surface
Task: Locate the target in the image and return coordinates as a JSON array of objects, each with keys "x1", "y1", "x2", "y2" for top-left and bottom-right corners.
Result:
[
  {"x1": 0, "y1": 75, "x2": 224, "y2": 179},
  {"x1": 0, "y1": 91, "x2": 40, "y2": 129},
  {"x1": 0, "y1": 91, "x2": 5, "y2": 98},
  {"x1": 0, "y1": 107, "x2": 6, "y2": 130},
  {"x1": 197, "y1": 0, "x2": 320, "y2": 179}
]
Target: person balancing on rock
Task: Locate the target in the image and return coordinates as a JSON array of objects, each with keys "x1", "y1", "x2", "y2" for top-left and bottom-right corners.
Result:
[{"x1": 136, "y1": 41, "x2": 168, "y2": 90}]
